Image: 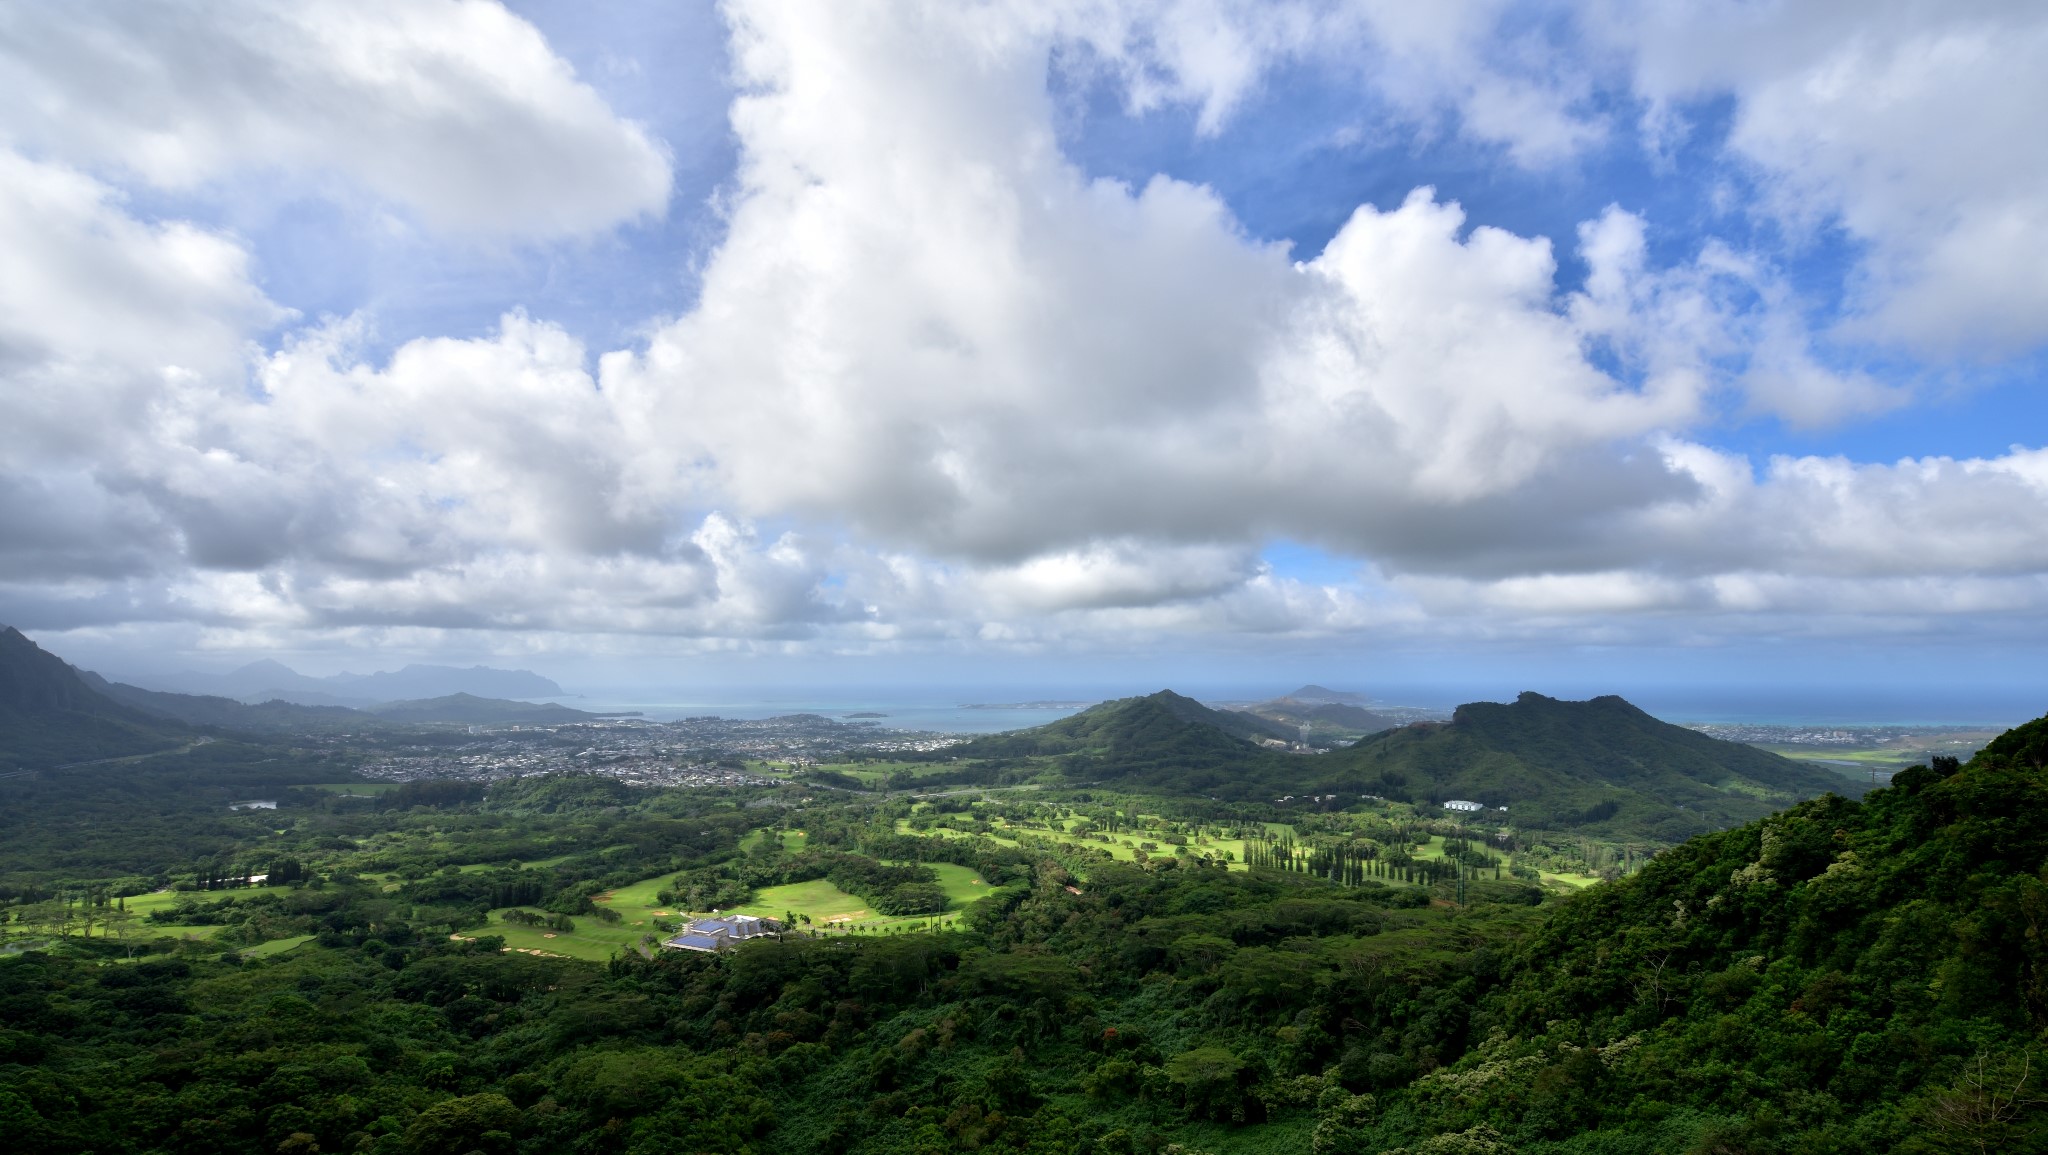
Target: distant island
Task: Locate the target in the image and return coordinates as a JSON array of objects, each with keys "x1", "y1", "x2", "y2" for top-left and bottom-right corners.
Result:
[{"x1": 841, "y1": 711, "x2": 889, "y2": 719}]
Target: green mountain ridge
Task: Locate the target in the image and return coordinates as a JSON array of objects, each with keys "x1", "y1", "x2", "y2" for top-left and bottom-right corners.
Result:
[
  {"x1": 1332, "y1": 691, "x2": 1853, "y2": 839},
  {"x1": 947, "y1": 690, "x2": 1298, "y2": 777},
  {"x1": 947, "y1": 687, "x2": 1848, "y2": 839},
  {"x1": 79, "y1": 671, "x2": 370, "y2": 732},
  {"x1": 2, "y1": 628, "x2": 611, "y2": 759},
  {"x1": 0, "y1": 627, "x2": 188, "y2": 769}
]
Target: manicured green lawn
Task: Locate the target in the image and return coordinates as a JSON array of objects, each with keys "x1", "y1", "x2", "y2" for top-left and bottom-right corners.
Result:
[
  {"x1": 808, "y1": 760, "x2": 962, "y2": 786},
  {"x1": 723, "y1": 878, "x2": 969, "y2": 935},
  {"x1": 598, "y1": 873, "x2": 671, "y2": 912},
  {"x1": 123, "y1": 885, "x2": 298, "y2": 917},
  {"x1": 478, "y1": 909, "x2": 654, "y2": 962},
  {"x1": 241, "y1": 934, "x2": 316, "y2": 958},
  {"x1": 591, "y1": 831, "x2": 993, "y2": 944},
  {"x1": 924, "y1": 862, "x2": 997, "y2": 907},
  {"x1": 727, "y1": 878, "x2": 870, "y2": 924}
]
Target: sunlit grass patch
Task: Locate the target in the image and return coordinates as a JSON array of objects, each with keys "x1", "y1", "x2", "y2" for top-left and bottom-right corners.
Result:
[
  {"x1": 240, "y1": 934, "x2": 317, "y2": 958},
  {"x1": 480, "y1": 909, "x2": 650, "y2": 962}
]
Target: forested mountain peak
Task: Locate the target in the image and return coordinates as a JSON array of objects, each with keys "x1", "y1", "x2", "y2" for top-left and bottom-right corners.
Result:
[
  {"x1": 1, "y1": 626, "x2": 114, "y2": 717},
  {"x1": 932, "y1": 690, "x2": 1301, "y2": 795},
  {"x1": 937, "y1": 688, "x2": 1853, "y2": 825},
  {"x1": 964, "y1": 689, "x2": 1295, "y2": 753},
  {"x1": 1333, "y1": 691, "x2": 1851, "y2": 839}
]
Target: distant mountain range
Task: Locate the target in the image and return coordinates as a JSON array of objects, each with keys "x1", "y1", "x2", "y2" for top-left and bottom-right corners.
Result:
[
  {"x1": 4, "y1": 626, "x2": 1856, "y2": 840},
  {"x1": 0, "y1": 627, "x2": 616, "y2": 768},
  {"x1": 123, "y1": 659, "x2": 564, "y2": 708}
]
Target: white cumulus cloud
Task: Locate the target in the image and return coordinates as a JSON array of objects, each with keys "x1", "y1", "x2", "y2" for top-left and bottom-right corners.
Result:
[{"x1": 0, "y1": 0, "x2": 673, "y2": 237}]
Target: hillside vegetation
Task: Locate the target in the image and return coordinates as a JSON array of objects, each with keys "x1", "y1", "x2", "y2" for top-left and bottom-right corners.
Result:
[
  {"x1": 0, "y1": 627, "x2": 187, "y2": 770},
  {"x1": 1328, "y1": 692, "x2": 1851, "y2": 839},
  {"x1": 934, "y1": 689, "x2": 1846, "y2": 841},
  {"x1": 8, "y1": 711, "x2": 2048, "y2": 1152}
]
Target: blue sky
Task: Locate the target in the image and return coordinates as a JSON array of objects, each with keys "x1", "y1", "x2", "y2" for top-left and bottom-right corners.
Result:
[{"x1": 4, "y1": 1, "x2": 2048, "y2": 715}]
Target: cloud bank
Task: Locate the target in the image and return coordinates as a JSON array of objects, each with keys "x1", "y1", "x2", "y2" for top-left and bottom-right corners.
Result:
[{"x1": 3, "y1": 0, "x2": 2047, "y2": 667}]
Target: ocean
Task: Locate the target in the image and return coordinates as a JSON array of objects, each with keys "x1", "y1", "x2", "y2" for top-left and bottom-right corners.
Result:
[{"x1": 559, "y1": 694, "x2": 1090, "y2": 734}]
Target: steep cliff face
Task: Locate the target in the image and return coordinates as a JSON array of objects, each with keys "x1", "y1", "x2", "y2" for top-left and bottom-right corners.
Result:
[{"x1": 0, "y1": 626, "x2": 185, "y2": 769}]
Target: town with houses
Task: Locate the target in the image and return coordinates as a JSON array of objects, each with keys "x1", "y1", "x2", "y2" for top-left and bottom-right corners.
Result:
[{"x1": 340, "y1": 713, "x2": 962, "y2": 788}]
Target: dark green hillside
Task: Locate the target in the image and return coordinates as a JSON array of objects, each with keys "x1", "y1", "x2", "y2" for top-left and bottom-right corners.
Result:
[
  {"x1": 939, "y1": 689, "x2": 1843, "y2": 831},
  {"x1": 1363, "y1": 713, "x2": 2048, "y2": 1153},
  {"x1": 1335, "y1": 691, "x2": 1849, "y2": 839},
  {"x1": 80, "y1": 671, "x2": 372, "y2": 732},
  {"x1": 948, "y1": 690, "x2": 1296, "y2": 789},
  {"x1": 93, "y1": 681, "x2": 624, "y2": 729},
  {"x1": 0, "y1": 627, "x2": 187, "y2": 769}
]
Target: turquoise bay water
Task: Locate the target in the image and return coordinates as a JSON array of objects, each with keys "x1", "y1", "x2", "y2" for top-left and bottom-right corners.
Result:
[{"x1": 564, "y1": 695, "x2": 1087, "y2": 734}]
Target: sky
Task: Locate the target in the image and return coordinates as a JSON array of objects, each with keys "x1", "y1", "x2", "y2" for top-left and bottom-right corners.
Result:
[{"x1": 4, "y1": 1, "x2": 2048, "y2": 713}]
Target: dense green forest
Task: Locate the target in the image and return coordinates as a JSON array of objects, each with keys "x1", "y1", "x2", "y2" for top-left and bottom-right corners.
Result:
[{"x1": 8, "y1": 708, "x2": 2048, "y2": 1153}]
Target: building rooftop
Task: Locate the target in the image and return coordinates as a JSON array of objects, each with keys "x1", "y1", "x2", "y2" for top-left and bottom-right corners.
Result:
[{"x1": 660, "y1": 913, "x2": 779, "y2": 953}]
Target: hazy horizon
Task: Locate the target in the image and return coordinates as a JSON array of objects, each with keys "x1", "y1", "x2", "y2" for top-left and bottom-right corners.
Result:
[{"x1": 59, "y1": 633, "x2": 2039, "y2": 729}]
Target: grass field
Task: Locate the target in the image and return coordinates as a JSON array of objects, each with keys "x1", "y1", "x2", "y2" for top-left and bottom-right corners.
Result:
[
  {"x1": 306, "y1": 782, "x2": 400, "y2": 796},
  {"x1": 123, "y1": 885, "x2": 298, "y2": 916},
  {"x1": 728, "y1": 878, "x2": 973, "y2": 935},
  {"x1": 597, "y1": 873, "x2": 672, "y2": 914},
  {"x1": 923, "y1": 862, "x2": 998, "y2": 908},
  {"x1": 589, "y1": 828, "x2": 1001, "y2": 942},
  {"x1": 241, "y1": 934, "x2": 316, "y2": 958},
  {"x1": 476, "y1": 909, "x2": 655, "y2": 962},
  {"x1": 729, "y1": 878, "x2": 872, "y2": 925}
]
